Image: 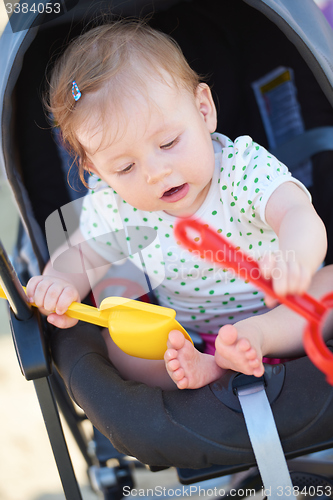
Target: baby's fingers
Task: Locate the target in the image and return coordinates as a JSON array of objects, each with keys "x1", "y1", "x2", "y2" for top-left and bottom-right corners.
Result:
[
  {"x1": 268, "y1": 260, "x2": 311, "y2": 297},
  {"x1": 258, "y1": 252, "x2": 312, "y2": 299},
  {"x1": 285, "y1": 263, "x2": 311, "y2": 296},
  {"x1": 30, "y1": 278, "x2": 62, "y2": 312},
  {"x1": 282, "y1": 261, "x2": 302, "y2": 295},
  {"x1": 47, "y1": 313, "x2": 78, "y2": 329},
  {"x1": 40, "y1": 282, "x2": 79, "y2": 315},
  {"x1": 259, "y1": 255, "x2": 290, "y2": 297},
  {"x1": 26, "y1": 276, "x2": 45, "y2": 302},
  {"x1": 26, "y1": 276, "x2": 79, "y2": 314},
  {"x1": 27, "y1": 277, "x2": 56, "y2": 309},
  {"x1": 271, "y1": 259, "x2": 292, "y2": 297},
  {"x1": 259, "y1": 252, "x2": 278, "y2": 281},
  {"x1": 263, "y1": 295, "x2": 279, "y2": 308}
]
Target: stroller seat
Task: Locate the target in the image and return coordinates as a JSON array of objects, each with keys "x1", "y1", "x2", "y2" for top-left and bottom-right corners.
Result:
[
  {"x1": 50, "y1": 321, "x2": 333, "y2": 470},
  {"x1": 2, "y1": 0, "x2": 333, "y2": 498}
]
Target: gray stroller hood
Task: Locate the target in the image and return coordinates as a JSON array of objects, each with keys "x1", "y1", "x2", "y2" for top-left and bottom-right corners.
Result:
[{"x1": 2, "y1": 0, "x2": 333, "y2": 475}]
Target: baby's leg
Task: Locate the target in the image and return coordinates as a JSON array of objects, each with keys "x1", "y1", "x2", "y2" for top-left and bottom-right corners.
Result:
[
  {"x1": 215, "y1": 264, "x2": 333, "y2": 373},
  {"x1": 164, "y1": 330, "x2": 225, "y2": 389},
  {"x1": 101, "y1": 329, "x2": 177, "y2": 390},
  {"x1": 102, "y1": 328, "x2": 223, "y2": 390}
]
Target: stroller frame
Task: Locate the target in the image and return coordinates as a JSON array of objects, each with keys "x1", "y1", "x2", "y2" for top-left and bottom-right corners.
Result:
[{"x1": 2, "y1": 0, "x2": 333, "y2": 497}]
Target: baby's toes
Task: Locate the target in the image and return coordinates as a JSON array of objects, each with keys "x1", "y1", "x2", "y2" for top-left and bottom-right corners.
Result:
[
  {"x1": 164, "y1": 348, "x2": 178, "y2": 363},
  {"x1": 237, "y1": 338, "x2": 252, "y2": 353},
  {"x1": 177, "y1": 378, "x2": 189, "y2": 390},
  {"x1": 248, "y1": 357, "x2": 260, "y2": 368},
  {"x1": 167, "y1": 330, "x2": 185, "y2": 350},
  {"x1": 166, "y1": 357, "x2": 181, "y2": 373},
  {"x1": 173, "y1": 370, "x2": 189, "y2": 389},
  {"x1": 244, "y1": 347, "x2": 258, "y2": 361},
  {"x1": 218, "y1": 324, "x2": 238, "y2": 346},
  {"x1": 253, "y1": 365, "x2": 265, "y2": 378},
  {"x1": 172, "y1": 367, "x2": 185, "y2": 383}
]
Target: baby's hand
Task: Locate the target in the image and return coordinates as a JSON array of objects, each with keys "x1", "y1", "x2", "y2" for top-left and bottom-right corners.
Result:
[
  {"x1": 259, "y1": 252, "x2": 312, "y2": 307},
  {"x1": 26, "y1": 275, "x2": 80, "y2": 328}
]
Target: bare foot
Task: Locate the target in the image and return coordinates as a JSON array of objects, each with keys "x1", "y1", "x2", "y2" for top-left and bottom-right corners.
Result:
[
  {"x1": 215, "y1": 324, "x2": 264, "y2": 377},
  {"x1": 164, "y1": 330, "x2": 225, "y2": 389}
]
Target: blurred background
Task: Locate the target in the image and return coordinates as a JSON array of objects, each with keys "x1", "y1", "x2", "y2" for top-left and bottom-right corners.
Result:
[
  {"x1": 0, "y1": 3, "x2": 100, "y2": 498},
  {"x1": 0, "y1": 1, "x2": 332, "y2": 499},
  {"x1": 0, "y1": 3, "x2": 179, "y2": 499}
]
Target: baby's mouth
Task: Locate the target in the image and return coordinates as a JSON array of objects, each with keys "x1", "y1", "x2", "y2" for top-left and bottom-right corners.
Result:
[
  {"x1": 163, "y1": 185, "x2": 185, "y2": 197},
  {"x1": 160, "y1": 183, "x2": 189, "y2": 203}
]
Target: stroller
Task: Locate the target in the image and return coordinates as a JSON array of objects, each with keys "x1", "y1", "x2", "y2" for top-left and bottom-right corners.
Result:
[{"x1": 2, "y1": 0, "x2": 333, "y2": 497}]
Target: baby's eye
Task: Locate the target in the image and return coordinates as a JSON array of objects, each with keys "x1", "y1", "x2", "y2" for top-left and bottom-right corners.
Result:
[
  {"x1": 160, "y1": 137, "x2": 179, "y2": 150},
  {"x1": 119, "y1": 163, "x2": 134, "y2": 174}
]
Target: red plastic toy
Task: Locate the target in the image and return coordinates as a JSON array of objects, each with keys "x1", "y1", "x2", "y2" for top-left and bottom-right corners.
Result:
[{"x1": 174, "y1": 218, "x2": 333, "y2": 385}]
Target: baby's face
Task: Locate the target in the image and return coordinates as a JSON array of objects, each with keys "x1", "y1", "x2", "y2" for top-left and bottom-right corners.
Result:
[{"x1": 77, "y1": 78, "x2": 217, "y2": 218}]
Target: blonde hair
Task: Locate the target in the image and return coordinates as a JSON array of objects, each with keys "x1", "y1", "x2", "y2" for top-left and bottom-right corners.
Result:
[{"x1": 45, "y1": 20, "x2": 202, "y2": 186}]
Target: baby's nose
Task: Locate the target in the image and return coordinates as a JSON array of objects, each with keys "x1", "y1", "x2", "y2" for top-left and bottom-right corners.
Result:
[{"x1": 146, "y1": 163, "x2": 172, "y2": 184}]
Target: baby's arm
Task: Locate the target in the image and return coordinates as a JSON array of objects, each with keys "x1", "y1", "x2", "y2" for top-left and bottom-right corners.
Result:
[
  {"x1": 263, "y1": 181, "x2": 327, "y2": 299},
  {"x1": 26, "y1": 228, "x2": 111, "y2": 328}
]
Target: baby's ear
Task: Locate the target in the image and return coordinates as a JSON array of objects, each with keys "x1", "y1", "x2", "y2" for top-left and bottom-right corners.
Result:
[
  {"x1": 83, "y1": 159, "x2": 99, "y2": 175},
  {"x1": 195, "y1": 83, "x2": 217, "y2": 133}
]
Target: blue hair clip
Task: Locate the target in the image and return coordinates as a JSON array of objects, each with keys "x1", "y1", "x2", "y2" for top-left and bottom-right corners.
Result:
[{"x1": 72, "y1": 80, "x2": 81, "y2": 101}]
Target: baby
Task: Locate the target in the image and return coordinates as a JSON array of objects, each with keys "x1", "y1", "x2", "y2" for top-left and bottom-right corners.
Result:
[{"x1": 26, "y1": 20, "x2": 329, "y2": 390}]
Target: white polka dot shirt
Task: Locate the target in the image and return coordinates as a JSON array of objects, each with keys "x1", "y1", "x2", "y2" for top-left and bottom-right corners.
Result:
[{"x1": 80, "y1": 134, "x2": 310, "y2": 334}]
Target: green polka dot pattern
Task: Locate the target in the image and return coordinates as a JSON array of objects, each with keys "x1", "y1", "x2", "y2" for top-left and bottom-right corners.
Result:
[{"x1": 79, "y1": 133, "x2": 310, "y2": 334}]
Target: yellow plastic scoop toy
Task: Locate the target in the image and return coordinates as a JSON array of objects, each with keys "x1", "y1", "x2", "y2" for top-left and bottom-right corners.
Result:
[{"x1": 0, "y1": 285, "x2": 192, "y2": 360}]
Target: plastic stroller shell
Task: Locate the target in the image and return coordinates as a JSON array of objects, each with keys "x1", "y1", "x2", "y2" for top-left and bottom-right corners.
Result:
[{"x1": 2, "y1": 0, "x2": 333, "y2": 480}]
